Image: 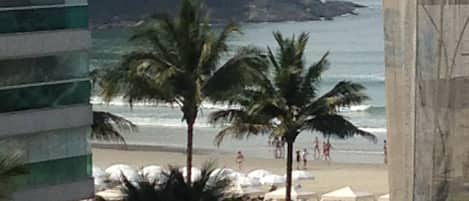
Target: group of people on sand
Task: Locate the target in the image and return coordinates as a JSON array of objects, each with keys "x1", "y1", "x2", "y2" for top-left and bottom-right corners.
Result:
[
  {"x1": 313, "y1": 136, "x2": 332, "y2": 161},
  {"x1": 269, "y1": 136, "x2": 286, "y2": 159}
]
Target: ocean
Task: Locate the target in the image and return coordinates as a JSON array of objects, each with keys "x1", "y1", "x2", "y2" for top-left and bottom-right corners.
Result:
[{"x1": 90, "y1": 0, "x2": 386, "y2": 164}]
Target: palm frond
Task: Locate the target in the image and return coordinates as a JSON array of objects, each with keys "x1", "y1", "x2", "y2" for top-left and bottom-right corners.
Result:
[
  {"x1": 214, "y1": 123, "x2": 272, "y2": 146},
  {"x1": 300, "y1": 52, "x2": 330, "y2": 100},
  {"x1": 306, "y1": 81, "x2": 369, "y2": 114},
  {"x1": 91, "y1": 111, "x2": 138, "y2": 143},
  {"x1": 122, "y1": 162, "x2": 238, "y2": 201},
  {"x1": 305, "y1": 114, "x2": 377, "y2": 142},
  {"x1": 204, "y1": 47, "x2": 269, "y2": 102}
]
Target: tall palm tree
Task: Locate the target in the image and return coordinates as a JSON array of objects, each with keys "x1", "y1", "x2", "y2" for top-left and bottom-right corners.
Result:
[
  {"x1": 121, "y1": 162, "x2": 242, "y2": 201},
  {"x1": 209, "y1": 32, "x2": 377, "y2": 201},
  {"x1": 99, "y1": 0, "x2": 267, "y2": 183},
  {"x1": 0, "y1": 150, "x2": 27, "y2": 201}
]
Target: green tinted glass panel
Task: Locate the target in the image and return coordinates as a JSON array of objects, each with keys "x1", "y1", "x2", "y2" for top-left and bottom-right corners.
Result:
[
  {"x1": 0, "y1": 81, "x2": 90, "y2": 113},
  {"x1": 14, "y1": 155, "x2": 92, "y2": 190},
  {"x1": 0, "y1": 6, "x2": 88, "y2": 33},
  {"x1": 0, "y1": 52, "x2": 88, "y2": 87},
  {"x1": 0, "y1": 0, "x2": 64, "y2": 7}
]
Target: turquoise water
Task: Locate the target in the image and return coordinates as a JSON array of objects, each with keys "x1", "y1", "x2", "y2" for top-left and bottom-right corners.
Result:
[{"x1": 91, "y1": 0, "x2": 386, "y2": 164}]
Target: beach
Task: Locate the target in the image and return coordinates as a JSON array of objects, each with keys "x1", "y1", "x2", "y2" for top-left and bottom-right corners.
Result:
[{"x1": 92, "y1": 146, "x2": 389, "y2": 195}]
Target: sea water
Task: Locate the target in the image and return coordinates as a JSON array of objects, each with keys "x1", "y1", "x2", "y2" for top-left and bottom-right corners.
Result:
[{"x1": 91, "y1": 0, "x2": 386, "y2": 164}]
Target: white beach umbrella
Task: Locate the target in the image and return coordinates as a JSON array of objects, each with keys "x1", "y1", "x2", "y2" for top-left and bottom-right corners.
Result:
[
  {"x1": 260, "y1": 175, "x2": 286, "y2": 186},
  {"x1": 236, "y1": 176, "x2": 262, "y2": 187},
  {"x1": 211, "y1": 168, "x2": 237, "y2": 178},
  {"x1": 106, "y1": 164, "x2": 142, "y2": 183},
  {"x1": 230, "y1": 185, "x2": 266, "y2": 197},
  {"x1": 264, "y1": 186, "x2": 319, "y2": 201},
  {"x1": 285, "y1": 170, "x2": 314, "y2": 181},
  {"x1": 93, "y1": 166, "x2": 109, "y2": 179},
  {"x1": 180, "y1": 167, "x2": 202, "y2": 181},
  {"x1": 321, "y1": 186, "x2": 375, "y2": 201},
  {"x1": 248, "y1": 169, "x2": 272, "y2": 180},
  {"x1": 140, "y1": 165, "x2": 164, "y2": 183},
  {"x1": 378, "y1": 194, "x2": 389, "y2": 201}
]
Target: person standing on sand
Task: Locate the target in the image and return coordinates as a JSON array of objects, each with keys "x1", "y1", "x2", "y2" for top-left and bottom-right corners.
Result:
[
  {"x1": 325, "y1": 141, "x2": 332, "y2": 161},
  {"x1": 384, "y1": 140, "x2": 388, "y2": 164},
  {"x1": 302, "y1": 148, "x2": 309, "y2": 169},
  {"x1": 296, "y1": 149, "x2": 301, "y2": 169},
  {"x1": 313, "y1": 137, "x2": 320, "y2": 160},
  {"x1": 322, "y1": 141, "x2": 327, "y2": 160},
  {"x1": 236, "y1": 151, "x2": 244, "y2": 170}
]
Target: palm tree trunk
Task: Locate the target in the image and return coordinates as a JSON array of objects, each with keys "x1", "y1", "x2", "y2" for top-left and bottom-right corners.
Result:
[
  {"x1": 186, "y1": 120, "x2": 194, "y2": 184},
  {"x1": 286, "y1": 140, "x2": 294, "y2": 201}
]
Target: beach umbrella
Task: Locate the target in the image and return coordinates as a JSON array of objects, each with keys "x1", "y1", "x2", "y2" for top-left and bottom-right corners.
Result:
[
  {"x1": 285, "y1": 170, "x2": 314, "y2": 181},
  {"x1": 321, "y1": 186, "x2": 375, "y2": 201},
  {"x1": 93, "y1": 166, "x2": 109, "y2": 179},
  {"x1": 264, "y1": 186, "x2": 319, "y2": 201},
  {"x1": 230, "y1": 185, "x2": 266, "y2": 197},
  {"x1": 106, "y1": 164, "x2": 142, "y2": 183},
  {"x1": 180, "y1": 167, "x2": 202, "y2": 181},
  {"x1": 140, "y1": 165, "x2": 164, "y2": 183},
  {"x1": 211, "y1": 168, "x2": 237, "y2": 178},
  {"x1": 248, "y1": 169, "x2": 272, "y2": 180},
  {"x1": 260, "y1": 175, "x2": 285, "y2": 186},
  {"x1": 378, "y1": 194, "x2": 389, "y2": 201},
  {"x1": 236, "y1": 176, "x2": 262, "y2": 187}
]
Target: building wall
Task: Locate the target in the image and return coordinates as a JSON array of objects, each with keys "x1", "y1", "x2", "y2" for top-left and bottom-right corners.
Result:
[
  {"x1": 0, "y1": 0, "x2": 94, "y2": 200},
  {"x1": 384, "y1": 0, "x2": 469, "y2": 200}
]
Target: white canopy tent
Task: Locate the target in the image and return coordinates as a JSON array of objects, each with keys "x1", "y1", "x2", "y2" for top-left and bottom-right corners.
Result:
[
  {"x1": 264, "y1": 187, "x2": 319, "y2": 201},
  {"x1": 320, "y1": 186, "x2": 375, "y2": 201},
  {"x1": 378, "y1": 194, "x2": 389, "y2": 201}
]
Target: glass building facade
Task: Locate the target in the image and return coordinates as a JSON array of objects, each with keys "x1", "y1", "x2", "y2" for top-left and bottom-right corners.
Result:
[{"x1": 0, "y1": 0, "x2": 94, "y2": 200}]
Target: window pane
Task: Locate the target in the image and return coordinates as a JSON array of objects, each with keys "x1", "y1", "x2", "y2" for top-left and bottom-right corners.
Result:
[
  {"x1": 0, "y1": 6, "x2": 88, "y2": 34},
  {"x1": 13, "y1": 155, "x2": 91, "y2": 191},
  {"x1": 0, "y1": 81, "x2": 90, "y2": 113},
  {"x1": 0, "y1": 0, "x2": 64, "y2": 7},
  {"x1": 0, "y1": 52, "x2": 88, "y2": 87}
]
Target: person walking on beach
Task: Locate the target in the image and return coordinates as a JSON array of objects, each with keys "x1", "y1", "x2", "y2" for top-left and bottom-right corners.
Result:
[
  {"x1": 236, "y1": 151, "x2": 244, "y2": 170},
  {"x1": 324, "y1": 141, "x2": 332, "y2": 161},
  {"x1": 274, "y1": 137, "x2": 281, "y2": 159},
  {"x1": 384, "y1": 140, "x2": 388, "y2": 164},
  {"x1": 302, "y1": 148, "x2": 309, "y2": 169},
  {"x1": 322, "y1": 141, "x2": 327, "y2": 160},
  {"x1": 313, "y1": 137, "x2": 321, "y2": 160},
  {"x1": 296, "y1": 149, "x2": 301, "y2": 169}
]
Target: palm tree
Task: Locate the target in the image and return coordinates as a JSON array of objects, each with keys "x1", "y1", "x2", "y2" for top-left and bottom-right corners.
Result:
[
  {"x1": 121, "y1": 162, "x2": 243, "y2": 201},
  {"x1": 0, "y1": 150, "x2": 27, "y2": 201},
  {"x1": 209, "y1": 32, "x2": 377, "y2": 201},
  {"x1": 92, "y1": 111, "x2": 138, "y2": 143},
  {"x1": 99, "y1": 0, "x2": 267, "y2": 183}
]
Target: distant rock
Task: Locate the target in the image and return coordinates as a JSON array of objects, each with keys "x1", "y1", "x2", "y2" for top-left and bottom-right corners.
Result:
[{"x1": 89, "y1": 0, "x2": 365, "y2": 29}]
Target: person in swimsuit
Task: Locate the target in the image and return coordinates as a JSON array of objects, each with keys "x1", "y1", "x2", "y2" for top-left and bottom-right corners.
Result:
[
  {"x1": 236, "y1": 151, "x2": 244, "y2": 170},
  {"x1": 313, "y1": 137, "x2": 320, "y2": 160},
  {"x1": 302, "y1": 148, "x2": 309, "y2": 169}
]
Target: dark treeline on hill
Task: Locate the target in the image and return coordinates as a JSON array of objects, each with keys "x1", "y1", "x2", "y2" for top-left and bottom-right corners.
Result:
[{"x1": 89, "y1": 0, "x2": 364, "y2": 28}]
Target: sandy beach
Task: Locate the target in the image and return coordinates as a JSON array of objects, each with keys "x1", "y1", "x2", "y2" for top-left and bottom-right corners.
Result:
[{"x1": 92, "y1": 146, "x2": 389, "y2": 195}]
